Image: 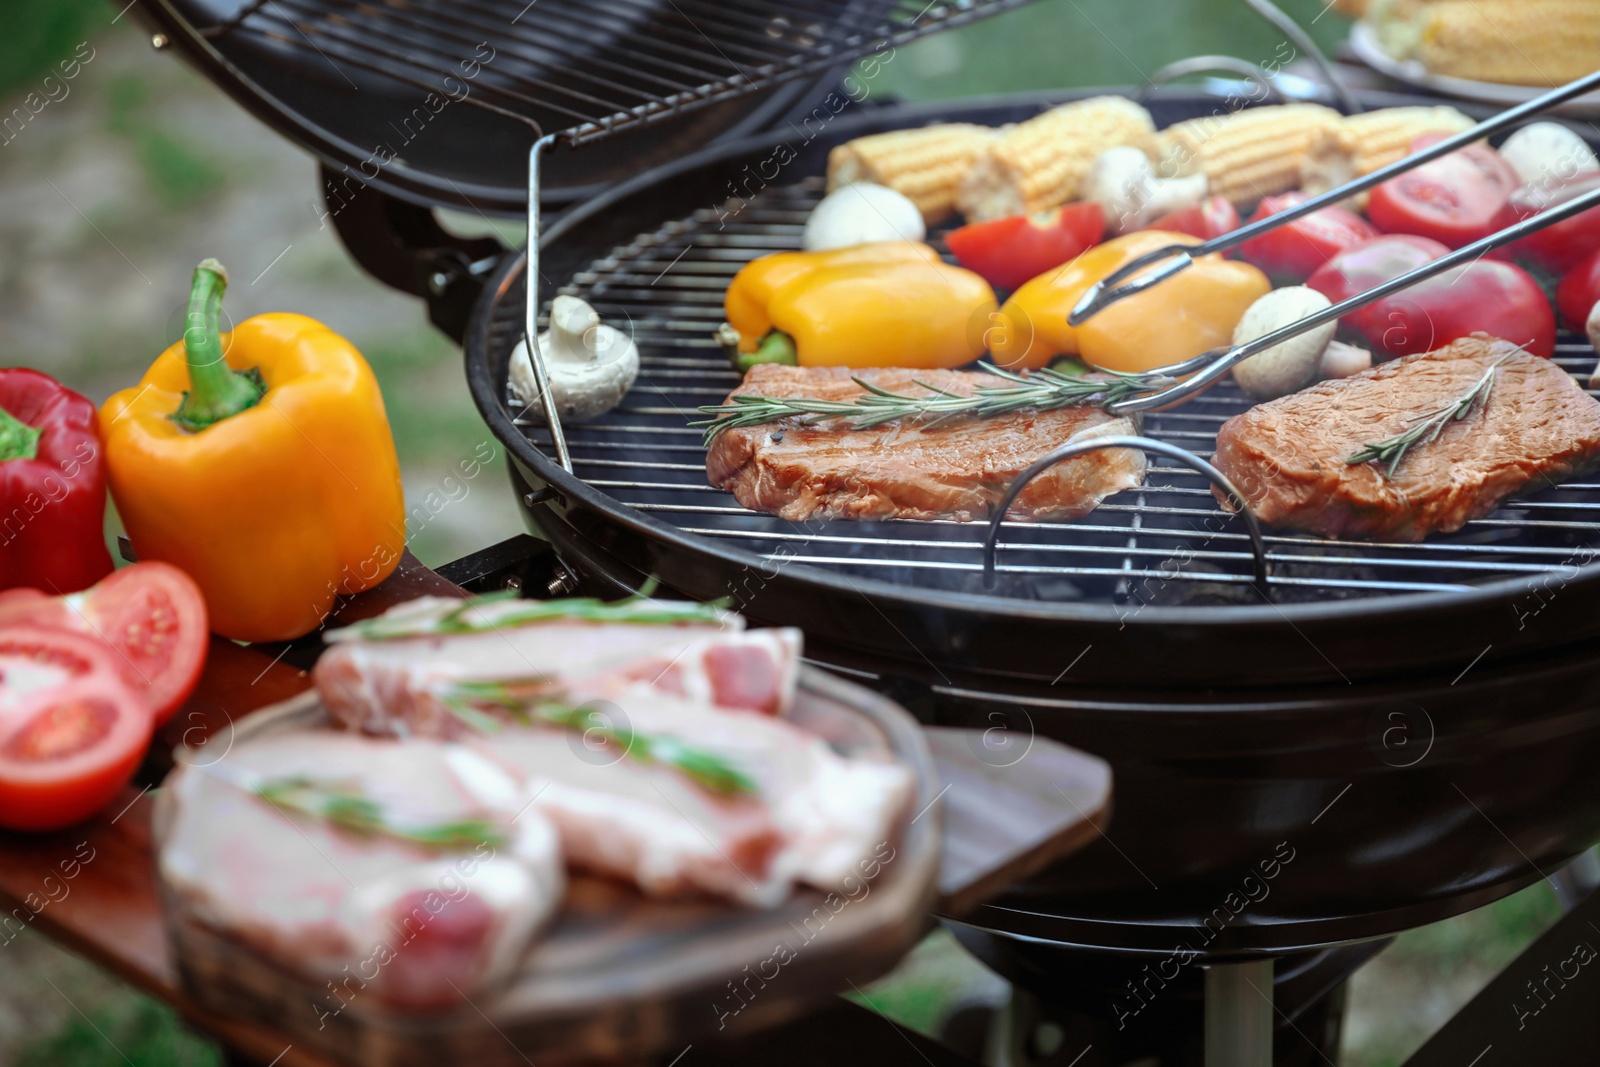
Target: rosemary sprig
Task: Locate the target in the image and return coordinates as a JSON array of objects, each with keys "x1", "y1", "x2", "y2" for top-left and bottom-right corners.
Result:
[
  {"x1": 1347, "y1": 355, "x2": 1509, "y2": 478},
  {"x1": 255, "y1": 775, "x2": 509, "y2": 851},
  {"x1": 533, "y1": 703, "x2": 758, "y2": 797},
  {"x1": 691, "y1": 362, "x2": 1175, "y2": 444},
  {"x1": 335, "y1": 588, "x2": 728, "y2": 642}
]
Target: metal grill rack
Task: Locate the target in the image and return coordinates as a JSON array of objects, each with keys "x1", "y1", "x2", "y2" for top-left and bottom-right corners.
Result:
[
  {"x1": 202, "y1": 0, "x2": 1033, "y2": 144},
  {"x1": 492, "y1": 175, "x2": 1600, "y2": 607}
]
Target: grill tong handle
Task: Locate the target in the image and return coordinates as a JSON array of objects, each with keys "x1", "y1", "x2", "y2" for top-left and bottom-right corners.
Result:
[{"x1": 982, "y1": 435, "x2": 1270, "y2": 594}]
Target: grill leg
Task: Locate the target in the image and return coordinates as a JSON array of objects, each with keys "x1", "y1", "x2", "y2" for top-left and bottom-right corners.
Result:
[
  {"x1": 1205, "y1": 960, "x2": 1274, "y2": 1067},
  {"x1": 1552, "y1": 847, "x2": 1600, "y2": 912}
]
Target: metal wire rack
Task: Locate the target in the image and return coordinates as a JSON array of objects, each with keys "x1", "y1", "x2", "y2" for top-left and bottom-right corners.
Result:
[
  {"x1": 201, "y1": 0, "x2": 1035, "y2": 145},
  {"x1": 493, "y1": 176, "x2": 1600, "y2": 607}
]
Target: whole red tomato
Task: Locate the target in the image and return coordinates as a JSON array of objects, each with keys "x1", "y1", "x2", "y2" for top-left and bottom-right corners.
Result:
[
  {"x1": 1367, "y1": 138, "x2": 1521, "y2": 249},
  {"x1": 1557, "y1": 246, "x2": 1600, "y2": 331},
  {"x1": 945, "y1": 202, "x2": 1106, "y2": 291},
  {"x1": 1307, "y1": 234, "x2": 1450, "y2": 340},
  {"x1": 1143, "y1": 196, "x2": 1241, "y2": 242},
  {"x1": 1237, "y1": 192, "x2": 1379, "y2": 281},
  {"x1": 1334, "y1": 259, "x2": 1555, "y2": 359},
  {"x1": 1491, "y1": 175, "x2": 1600, "y2": 274}
]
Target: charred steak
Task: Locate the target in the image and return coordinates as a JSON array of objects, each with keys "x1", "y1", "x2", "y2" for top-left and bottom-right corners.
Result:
[
  {"x1": 705, "y1": 365, "x2": 1147, "y2": 522},
  {"x1": 1213, "y1": 335, "x2": 1600, "y2": 541}
]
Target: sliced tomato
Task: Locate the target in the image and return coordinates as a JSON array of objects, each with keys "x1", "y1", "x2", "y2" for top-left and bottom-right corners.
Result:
[
  {"x1": 1238, "y1": 192, "x2": 1379, "y2": 281},
  {"x1": 1492, "y1": 175, "x2": 1600, "y2": 274},
  {"x1": 1367, "y1": 136, "x2": 1521, "y2": 249},
  {"x1": 0, "y1": 627, "x2": 151, "y2": 832},
  {"x1": 945, "y1": 202, "x2": 1106, "y2": 291},
  {"x1": 0, "y1": 563, "x2": 208, "y2": 725},
  {"x1": 1143, "y1": 196, "x2": 1241, "y2": 242}
]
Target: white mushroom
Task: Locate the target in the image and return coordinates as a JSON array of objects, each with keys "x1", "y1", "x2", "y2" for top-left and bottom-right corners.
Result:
[
  {"x1": 802, "y1": 182, "x2": 925, "y2": 251},
  {"x1": 1320, "y1": 341, "x2": 1373, "y2": 381},
  {"x1": 1083, "y1": 146, "x2": 1207, "y2": 234},
  {"x1": 1500, "y1": 122, "x2": 1599, "y2": 192},
  {"x1": 1587, "y1": 300, "x2": 1600, "y2": 387},
  {"x1": 1231, "y1": 287, "x2": 1338, "y2": 401},
  {"x1": 508, "y1": 295, "x2": 639, "y2": 421}
]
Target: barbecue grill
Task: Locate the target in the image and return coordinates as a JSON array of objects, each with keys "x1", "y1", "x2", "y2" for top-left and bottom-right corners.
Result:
[{"x1": 133, "y1": 0, "x2": 1600, "y2": 1062}]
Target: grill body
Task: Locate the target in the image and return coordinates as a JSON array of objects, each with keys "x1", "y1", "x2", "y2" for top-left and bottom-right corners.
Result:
[{"x1": 465, "y1": 89, "x2": 1600, "y2": 955}]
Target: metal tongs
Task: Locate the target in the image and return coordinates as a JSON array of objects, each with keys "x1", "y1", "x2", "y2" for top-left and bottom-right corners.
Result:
[{"x1": 1074, "y1": 69, "x2": 1600, "y2": 414}]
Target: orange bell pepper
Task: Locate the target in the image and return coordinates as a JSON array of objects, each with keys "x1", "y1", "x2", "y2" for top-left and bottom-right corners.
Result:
[
  {"x1": 988, "y1": 231, "x2": 1270, "y2": 373},
  {"x1": 100, "y1": 260, "x2": 406, "y2": 643},
  {"x1": 723, "y1": 241, "x2": 997, "y2": 371}
]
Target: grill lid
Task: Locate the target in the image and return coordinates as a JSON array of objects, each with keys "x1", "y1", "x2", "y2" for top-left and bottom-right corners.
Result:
[{"x1": 140, "y1": 0, "x2": 1037, "y2": 212}]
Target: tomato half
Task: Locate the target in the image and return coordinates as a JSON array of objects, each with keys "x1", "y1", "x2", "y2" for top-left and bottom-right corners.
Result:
[
  {"x1": 1143, "y1": 196, "x2": 1241, "y2": 242},
  {"x1": 945, "y1": 202, "x2": 1106, "y2": 291},
  {"x1": 1238, "y1": 192, "x2": 1379, "y2": 281},
  {"x1": 1367, "y1": 137, "x2": 1521, "y2": 249},
  {"x1": 0, "y1": 563, "x2": 208, "y2": 725},
  {"x1": 1492, "y1": 175, "x2": 1600, "y2": 274},
  {"x1": 0, "y1": 627, "x2": 151, "y2": 832}
]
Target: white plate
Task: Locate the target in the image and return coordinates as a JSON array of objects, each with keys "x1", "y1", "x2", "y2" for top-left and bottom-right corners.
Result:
[{"x1": 1349, "y1": 21, "x2": 1600, "y2": 116}]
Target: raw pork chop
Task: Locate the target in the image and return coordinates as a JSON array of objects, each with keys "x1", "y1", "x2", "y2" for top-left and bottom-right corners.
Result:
[
  {"x1": 1214, "y1": 336, "x2": 1600, "y2": 541},
  {"x1": 705, "y1": 365, "x2": 1147, "y2": 522},
  {"x1": 156, "y1": 732, "x2": 563, "y2": 1011},
  {"x1": 315, "y1": 596, "x2": 802, "y2": 738}
]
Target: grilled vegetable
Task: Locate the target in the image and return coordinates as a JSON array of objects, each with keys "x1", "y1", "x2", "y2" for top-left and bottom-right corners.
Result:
[
  {"x1": 722, "y1": 242, "x2": 995, "y2": 371},
  {"x1": 0, "y1": 369, "x2": 113, "y2": 595},
  {"x1": 827, "y1": 124, "x2": 995, "y2": 224},
  {"x1": 508, "y1": 295, "x2": 640, "y2": 420},
  {"x1": 802, "y1": 182, "x2": 925, "y2": 251},
  {"x1": 1142, "y1": 195, "x2": 1241, "y2": 241},
  {"x1": 1492, "y1": 174, "x2": 1600, "y2": 274},
  {"x1": 989, "y1": 231, "x2": 1270, "y2": 374},
  {"x1": 1366, "y1": 137, "x2": 1519, "y2": 248},
  {"x1": 1498, "y1": 122, "x2": 1600, "y2": 189},
  {"x1": 1300, "y1": 106, "x2": 1476, "y2": 196},
  {"x1": 957, "y1": 96, "x2": 1156, "y2": 221},
  {"x1": 1083, "y1": 146, "x2": 1207, "y2": 234},
  {"x1": 1558, "y1": 247, "x2": 1600, "y2": 332},
  {"x1": 945, "y1": 202, "x2": 1105, "y2": 291},
  {"x1": 1230, "y1": 287, "x2": 1337, "y2": 401},
  {"x1": 1371, "y1": 0, "x2": 1600, "y2": 87},
  {"x1": 1238, "y1": 192, "x2": 1379, "y2": 282},
  {"x1": 1154, "y1": 103, "x2": 1344, "y2": 206},
  {"x1": 100, "y1": 259, "x2": 407, "y2": 643}
]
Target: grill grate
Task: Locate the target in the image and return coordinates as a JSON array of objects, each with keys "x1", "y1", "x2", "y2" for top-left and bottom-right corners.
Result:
[
  {"x1": 491, "y1": 176, "x2": 1600, "y2": 607},
  {"x1": 203, "y1": 0, "x2": 1034, "y2": 145}
]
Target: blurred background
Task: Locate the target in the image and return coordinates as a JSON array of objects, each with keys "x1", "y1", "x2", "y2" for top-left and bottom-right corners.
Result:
[{"x1": 0, "y1": 0, "x2": 1566, "y2": 1064}]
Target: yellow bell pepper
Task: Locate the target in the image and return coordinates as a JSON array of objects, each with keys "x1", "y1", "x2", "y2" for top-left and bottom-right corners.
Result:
[
  {"x1": 723, "y1": 241, "x2": 997, "y2": 371},
  {"x1": 100, "y1": 259, "x2": 406, "y2": 643},
  {"x1": 988, "y1": 231, "x2": 1271, "y2": 373}
]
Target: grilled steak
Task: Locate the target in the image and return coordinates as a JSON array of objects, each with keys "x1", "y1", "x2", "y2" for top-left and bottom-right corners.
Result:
[
  {"x1": 1213, "y1": 335, "x2": 1600, "y2": 541},
  {"x1": 706, "y1": 365, "x2": 1147, "y2": 522},
  {"x1": 316, "y1": 596, "x2": 802, "y2": 738}
]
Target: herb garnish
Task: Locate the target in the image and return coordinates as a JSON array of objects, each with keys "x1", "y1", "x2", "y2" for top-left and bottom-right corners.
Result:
[
  {"x1": 692, "y1": 362, "x2": 1174, "y2": 444},
  {"x1": 1347, "y1": 355, "x2": 1508, "y2": 478},
  {"x1": 534, "y1": 703, "x2": 758, "y2": 797},
  {"x1": 255, "y1": 775, "x2": 508, "y2": 851},
  {"x1": 335, "y1": 588, "x2": 728, "y2": 642}
]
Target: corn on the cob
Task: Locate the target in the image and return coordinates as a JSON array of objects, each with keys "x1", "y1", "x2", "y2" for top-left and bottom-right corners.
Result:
[
  {"x1": 1155, "y1": 103, "x2": 1344, "y2": 206},
  {"x1": 1372, "y1": 0, "x2": 1600, "y2": 87},
  {"x1": 955, "y1": 96, "x2": 1157, "y2": 221},
  {"x1": 827, "y1": 124, "x2": 996, "y2": 224},
  {"x1": 1300, "y1": 105, "x2": 1476, "y2": 196}
]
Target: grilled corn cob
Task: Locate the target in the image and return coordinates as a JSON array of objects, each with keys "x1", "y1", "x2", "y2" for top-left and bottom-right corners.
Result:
[
  {"x1": 1372, "y1": 0, "x2": 1600, "y2": 87},
  {"x1": 1155, "y1": 104, "x2": 1344, "y2": 206},
  {"x1": 827, "y1": 124, "x2": 996, "y2": 224},
  {"x1": 956, "y1": 96, "x2": 1157, "y2": 221},
  {"x1": 1300, "y1": 105, "x2": 1476, "y2": 196}
]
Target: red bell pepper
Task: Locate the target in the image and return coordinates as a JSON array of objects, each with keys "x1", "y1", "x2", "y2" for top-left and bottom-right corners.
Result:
[
  {"x1": 945, "y1": 202, "x2": 1106, "y2": 291},
  {"x1": 0, "y1": 368, "x2": 113, "y2": 594},
  {"x1": 1238, "y1": 192, "x2": 1379, "y2": 282}
]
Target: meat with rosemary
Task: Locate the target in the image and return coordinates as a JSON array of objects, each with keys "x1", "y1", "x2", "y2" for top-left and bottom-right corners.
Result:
[
  {"x1": 1213, "y1": 335, "x2": 1600, "y2": 541},
  {"x1": 704, "y1": 365, "x2": 1147, "y2": 522}
]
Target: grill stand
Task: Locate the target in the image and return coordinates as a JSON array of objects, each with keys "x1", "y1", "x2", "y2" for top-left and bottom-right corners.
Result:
[{"x1": 1205, "y1": 961, "x2": 1274, "y2": 1067}]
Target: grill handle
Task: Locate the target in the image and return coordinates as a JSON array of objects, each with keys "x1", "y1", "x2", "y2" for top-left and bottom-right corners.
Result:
[
  {"x1": 1071, "y1": 66, "x2": 1600, "y2": 328},
  {"x1": 981, "y1": 435, "x2": 1270, "y2": 593}
]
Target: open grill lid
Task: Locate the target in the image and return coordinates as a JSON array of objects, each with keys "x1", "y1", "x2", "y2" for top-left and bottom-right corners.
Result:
[{"x1": 137, "y1": 0, "x2": 1038, "y2": 212}]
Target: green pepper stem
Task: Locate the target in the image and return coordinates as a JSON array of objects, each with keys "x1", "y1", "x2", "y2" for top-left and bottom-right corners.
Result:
[
  {"x1": 170, "y1": 259, "x2": 265, "y2": 432},
  {"x1": 734, "y1": 330, "x2": 799, "y2": 373},
  {"x1": 0, "y1": 404, "x2": 41, "y2": 462}
]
